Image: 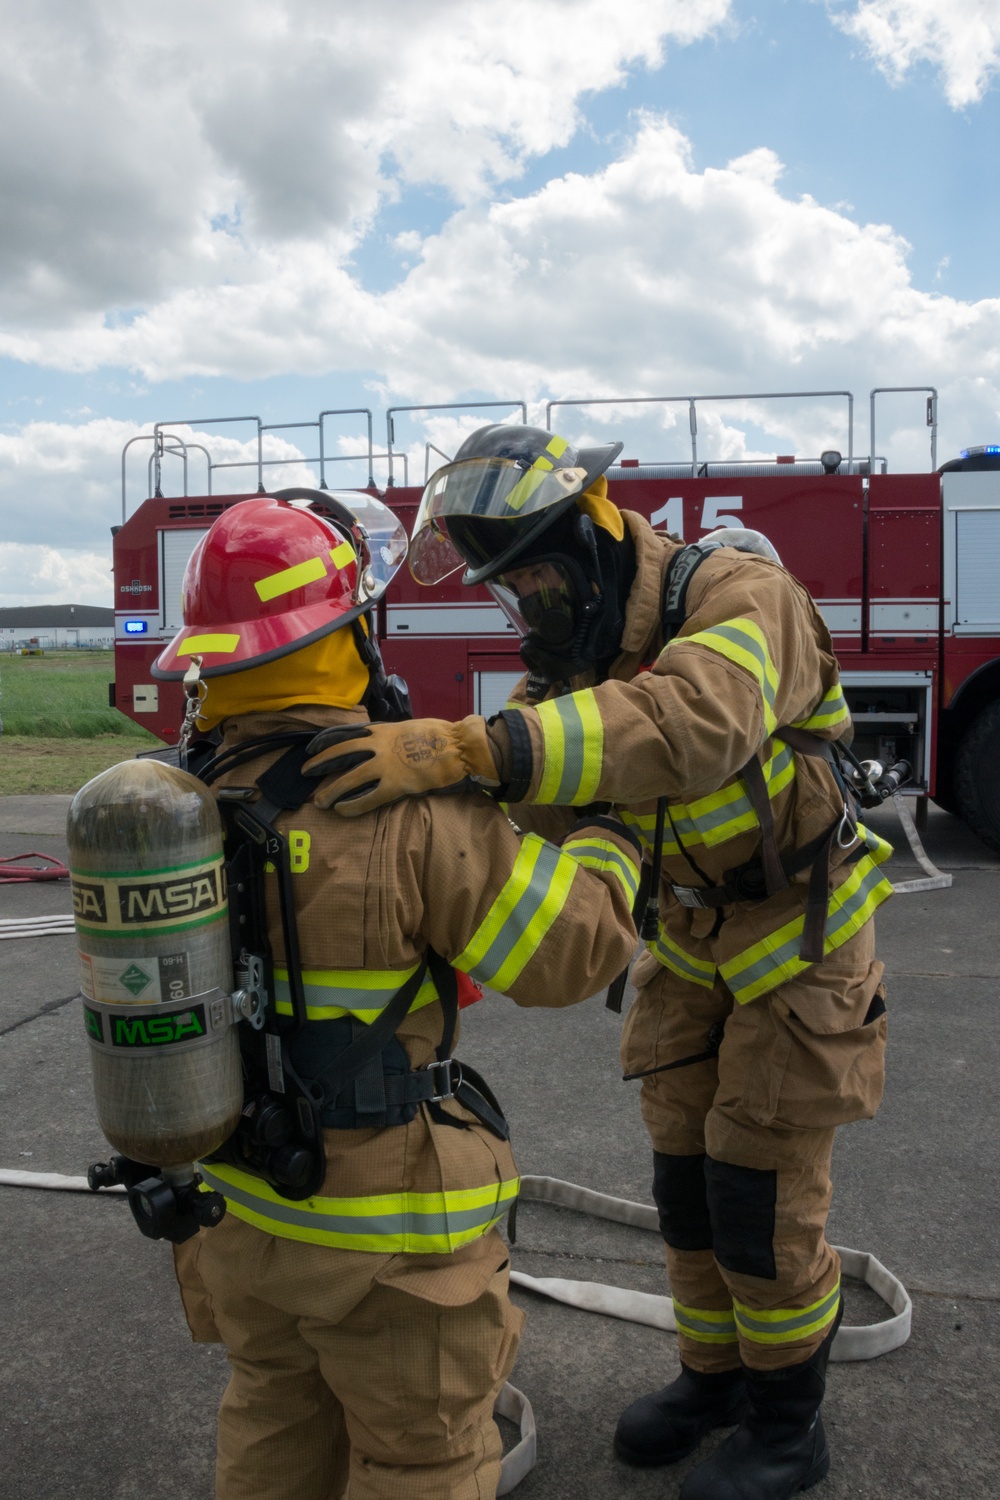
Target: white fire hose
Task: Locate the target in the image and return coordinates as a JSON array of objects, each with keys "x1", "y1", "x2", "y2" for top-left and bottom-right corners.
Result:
[{"x1": 1, "y1": 1165, "x2": 911, "y2": 1493}]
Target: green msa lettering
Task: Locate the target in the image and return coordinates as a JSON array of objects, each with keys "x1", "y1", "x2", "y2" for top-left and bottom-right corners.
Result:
[
  {"x1": 83, "y1": 1006, "x2": 104, "y2": 1042},
  {"x1": 111, "y1": 1004, "x2": 207, "y2": 1049}
]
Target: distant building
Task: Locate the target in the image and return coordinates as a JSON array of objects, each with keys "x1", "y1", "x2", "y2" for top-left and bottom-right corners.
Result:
[{"x1": 0, "y1": 605, "x2": 114, "y2": 649}]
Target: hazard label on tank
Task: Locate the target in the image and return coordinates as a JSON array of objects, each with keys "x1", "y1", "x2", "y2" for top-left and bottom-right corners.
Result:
[{"x1": 78, "y1": 950, "x2": 193, "y2": 1004}]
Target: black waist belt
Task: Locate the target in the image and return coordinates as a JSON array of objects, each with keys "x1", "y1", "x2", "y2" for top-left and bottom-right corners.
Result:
[{"x1": 290, "y1": 986, "x2": 509, "y2": 1142}]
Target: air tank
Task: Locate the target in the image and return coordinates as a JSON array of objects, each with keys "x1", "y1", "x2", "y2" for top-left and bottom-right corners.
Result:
[{"x1": 67, "y1": 759, "x2": 242, "y2": 1177}]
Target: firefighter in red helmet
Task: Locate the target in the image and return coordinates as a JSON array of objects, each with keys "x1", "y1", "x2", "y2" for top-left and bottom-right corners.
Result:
[
  {"x1": 152, "y1": 491, "x2": 640, "y2": 1500},
  {"x1": 304, "y1": 427, "x2": 893, "y2": 1500}
]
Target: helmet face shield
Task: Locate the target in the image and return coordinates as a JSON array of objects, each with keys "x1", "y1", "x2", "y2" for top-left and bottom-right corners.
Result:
[
  {"x1": 410, "y1": 455, "x2": 587, "y2": 585},
  {"x1": 331, "y1": 491, "x2": 409, "y2": 601}
]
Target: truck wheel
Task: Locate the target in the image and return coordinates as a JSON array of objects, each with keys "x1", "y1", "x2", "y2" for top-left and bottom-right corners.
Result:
[{"x1": 954, "y1": 700, "x2": 1000, "y2": 852}]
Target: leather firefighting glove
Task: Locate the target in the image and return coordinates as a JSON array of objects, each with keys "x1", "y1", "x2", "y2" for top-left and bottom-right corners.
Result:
[{"x1": 303, "y1": 716, "x2": 505, "y2": 816}]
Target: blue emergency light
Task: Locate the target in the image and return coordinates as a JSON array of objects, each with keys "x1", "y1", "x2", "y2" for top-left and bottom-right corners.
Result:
[
  {"x1": 123, "y1": 619, "x2": 148, "y2": 635},
  {"x1": 960, "y1": 445, "x2": 1000, "y2": 458}
]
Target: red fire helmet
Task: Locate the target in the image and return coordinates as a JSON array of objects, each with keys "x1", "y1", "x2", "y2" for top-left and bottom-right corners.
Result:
[{"x1": 153, "y1": 491, "x2": 407, "y2": 678}]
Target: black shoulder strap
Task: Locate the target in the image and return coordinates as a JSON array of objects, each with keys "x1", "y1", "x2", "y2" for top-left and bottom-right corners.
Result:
[
  {"x1": 199, "y1": 730, "x2": 316, "y2": 788},
  {"x1": 661, "y1": 542, "x2": 714, "y2": 642}
]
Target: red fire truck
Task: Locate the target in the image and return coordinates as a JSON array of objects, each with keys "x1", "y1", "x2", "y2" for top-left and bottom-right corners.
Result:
[{"x1": 110, "y1": 390, "x2": 1000, "y2": 849}]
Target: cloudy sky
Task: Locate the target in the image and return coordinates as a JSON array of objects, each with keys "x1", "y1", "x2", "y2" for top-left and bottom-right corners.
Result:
[{"x1": 2, "y1": 0, "x2": 999, "y2": 606}]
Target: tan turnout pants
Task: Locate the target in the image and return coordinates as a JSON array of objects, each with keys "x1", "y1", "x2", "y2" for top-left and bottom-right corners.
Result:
[
  {"x1": 622, "y1": 920, "x2": 887, "y2": 1373},
  {"x1": 175, "y1": 1220, "x2": 523, "y2": 1500}
]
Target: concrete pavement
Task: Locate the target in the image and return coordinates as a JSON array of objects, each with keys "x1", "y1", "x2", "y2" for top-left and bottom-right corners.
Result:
[{"x1": 1, "y1": 794, "x2": 998, "y2": 1498}]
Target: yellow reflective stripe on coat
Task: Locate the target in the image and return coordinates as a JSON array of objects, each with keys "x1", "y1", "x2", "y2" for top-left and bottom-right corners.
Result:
[
  {"x1": 648, "y1": 924, "x2": 717, "y2": 990},
  {"x1": 533, "y1": 689, "x2": 605, "y2": 804},
  {"x1": 670, "y1": 741, "x2": 796, "y2": 850},
  {"x1": 619, "y1": 806, "x2": 680, "y2": 858},
  {"x1": 272, "y1": 963, "x2": 440, "y2": 1022},
  {"x1": 673, "y1": 618, "x2": 778, "y2": 736},
  {"x1": 672, "y1": 1299, "x2": 739, "y2": 1345},
  {"x1": 199, "y1": 1162, "x2": 520, "y2": 1253},
  {"x1": 721, "y1": 852, "x2": 893, "y2": 1004},
  {"x1": 792, "y1": 683, "x2": 851, "y2": 733},
  {"x1": 734, "y1": 1282, "x2": 841, "y2": 1347},
  {"x1": 617, "y1": 741, "x2": 795, "y2": 858},
  {"x1": 560, "y1": 834, "x2": 641, "y2": 904},
  {"x1": 452, "y1": 832, "x2": 578, "y2": 991}
]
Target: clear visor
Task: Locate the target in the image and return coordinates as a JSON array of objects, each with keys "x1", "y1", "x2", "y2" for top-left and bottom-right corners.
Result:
[
  {"x1": 306, "y1": 492, "x2": 408, "y2": 602},
  {"x1": 409, "y1": 456, "x2": 587, "y2": 584},
  {"x1": 487, "y1": 559, "x2": 584, "y2": 646}
]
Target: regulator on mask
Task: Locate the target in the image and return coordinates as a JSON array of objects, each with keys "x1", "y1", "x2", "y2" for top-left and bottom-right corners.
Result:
[{"x1": 488, "y1": 509, "x2": 634, "y2": 685}]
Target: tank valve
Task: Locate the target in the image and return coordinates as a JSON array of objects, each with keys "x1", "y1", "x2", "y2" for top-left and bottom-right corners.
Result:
[
  {"x1": 850, "y1": 759, "x2": 913, "y2": 808},
  {"x1": 88, "y1": 1153, "x2": 226, "y2": 1243}
]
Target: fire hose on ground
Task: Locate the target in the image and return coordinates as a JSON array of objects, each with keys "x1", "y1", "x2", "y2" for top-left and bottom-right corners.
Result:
[{"x1": 0, "y1": 1166, "x2": 911, "y2": 1494}]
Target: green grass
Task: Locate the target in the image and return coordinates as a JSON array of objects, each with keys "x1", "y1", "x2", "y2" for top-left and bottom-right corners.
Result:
[
  {"x1": 0, "y1": 650, "x2": 162, "y2": 792},
  {"x1": 0, "y1": 736, "x2": 154, "y2": 794},
  {"x1": 0, "y1": 650, "x2": 157, "y2": 739}
]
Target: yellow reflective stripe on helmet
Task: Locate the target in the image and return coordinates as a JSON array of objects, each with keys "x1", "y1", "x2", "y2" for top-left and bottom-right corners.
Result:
[
  {"x1": 453, "y1": 833, "x2": 577, "y2": 991},
  {"x1": 721, "y1": 854, "x2": 893, "y2": 1004},
  {"x1": 329, "y1": 540, "x2": 355, "y2": 570},
  {"x1": 199, "y1": 1162, "x2": 520, "y2": 1253},
  {"x1": 506, "y1": 434, "x2": 572, "y2": 509},
  {"x1": 560, "y1": 835, "x2": 641, "y2": 904},
  {"x1": 734, "y1": 1282, "x2": 841, "y2": 1346},
  {"x1": 255, "y1": 554, "x2": 328, "y2": 602},
  {"x1": 674, "y1": 618, "x2": 778, "y2": 736},
  {"x1": 792, "y1": 683, "x2": 850, "y2": 733},
  {"x1": 178, "y1": 633, "x2": 240, "y2": 655},
  {"x1": 506, "y1": 456, "x2": 553, "y2": 512},
  {"x1": 648, "y1": 924, "x2": 717, "y2": 989},
  {"x1": 672, "y1": 1299, "x2": 739, "y2": 1344},
  {"x1": 535, "y1": 689, "x2": 604, "y2": 804},
  {"x1": 272, "y1": 963, "x2": 440, "y2": 1022}
]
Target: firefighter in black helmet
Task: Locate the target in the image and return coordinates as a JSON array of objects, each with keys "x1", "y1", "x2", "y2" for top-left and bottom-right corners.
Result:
[
  {"x1": 409, "y1": 424, "x2": 632, "y2": 686},
  {"x1": 304, "y1": 422, "x2": 892, "y2": 1500}
]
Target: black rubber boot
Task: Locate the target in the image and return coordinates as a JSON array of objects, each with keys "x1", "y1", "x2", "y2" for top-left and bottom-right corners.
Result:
[
  {"x1": 678, "y1": 1305, "x2": 842, "y2": 1500},
  {"x1": 613, "y1": 1364, "x2": 749, "y2": 1467}
]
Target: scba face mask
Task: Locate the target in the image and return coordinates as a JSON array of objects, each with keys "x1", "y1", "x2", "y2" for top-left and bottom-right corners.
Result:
[
  {"x1": 490, "y1": 554, "x2": 602, "y2": 681},
  {"x1": 487, "y1": 511, "x2": 633, "y2": 684}
]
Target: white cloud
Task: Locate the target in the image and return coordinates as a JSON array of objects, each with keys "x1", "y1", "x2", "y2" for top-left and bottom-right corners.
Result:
[
  {"x1": 0, "y1": 544, "x2": 114, "y2": 609},
  {"x1": 0, "y1": 0, "x2": 730, "y2": 331},
  {"x1": 830, "y1": 1, "x2": 1000, "y2": 107},
  {"x1": 0, "y1": 417, "x2": 322, "y2": 572},
  {"x1": 2, "y1": 0, "x2": 1000, "y2": 607}
]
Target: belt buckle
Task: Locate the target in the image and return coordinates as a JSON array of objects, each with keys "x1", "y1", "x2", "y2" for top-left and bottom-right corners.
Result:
[
  {"x1": 672, "y1": 885, "x2": 708, "y2": 909},
  {"x1": 427, "y1": 1058, "x2": 460, "y2": 1103}
]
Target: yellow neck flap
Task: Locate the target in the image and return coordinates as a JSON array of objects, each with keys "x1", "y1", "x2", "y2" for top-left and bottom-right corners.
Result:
[
  {"x1": 575, "y1": 475, "x2": 624, "y2": 540},
  {"x1": 196, "y1": 623, "x2": 370, "y2": 730}
]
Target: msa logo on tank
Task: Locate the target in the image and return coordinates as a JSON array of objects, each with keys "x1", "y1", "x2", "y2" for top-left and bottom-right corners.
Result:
[
  {"x1": 70, "y1": 857, "x2": 226, "y2": 932},
  {"x1": 83, "y1": 1002, "x2": 209, "y2": 1049}
]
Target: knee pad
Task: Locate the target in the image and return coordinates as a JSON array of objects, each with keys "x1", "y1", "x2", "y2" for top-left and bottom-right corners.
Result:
[
  {"x1": 705, "y1": 1157, "x2": 777, "y2": 1279},
  {"x1": 651, "y1": 1152, "x2": 713, "y2": 1251}
]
